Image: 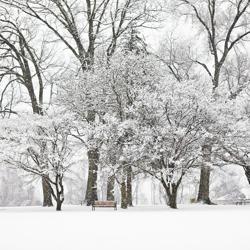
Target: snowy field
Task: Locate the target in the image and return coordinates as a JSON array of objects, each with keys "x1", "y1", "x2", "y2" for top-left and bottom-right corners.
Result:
[{"x1": 0, "y1": 205, "x2": 249, "y2": 250}]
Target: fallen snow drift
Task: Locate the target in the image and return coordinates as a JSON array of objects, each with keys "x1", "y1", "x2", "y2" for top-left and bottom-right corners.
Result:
[{"x1": 0, "y1": 205, "x2": 249, "y2": 250}]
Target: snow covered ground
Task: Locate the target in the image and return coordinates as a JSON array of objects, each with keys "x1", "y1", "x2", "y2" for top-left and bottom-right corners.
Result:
[{"x1": 0, "y1": 204, "x2": 249, "y2": 250}]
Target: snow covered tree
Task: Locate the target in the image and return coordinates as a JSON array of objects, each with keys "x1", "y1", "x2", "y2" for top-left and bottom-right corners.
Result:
[
  {"x1": 0, "y1": 113, "x2": 77, "y2": 211},
  {"x1": 1, "y1": 0, "x2": 163, "y2": 206},
  {"x1": 174, "y1": 0, "x2": 250, "y2": 204},
  {"x1": 0, "y1": 8, "x2": 55, "y2": 206},
  {"x1": 211, "y1": 90, "x2": 250, "y2": 185},
  {"x1": 126, "y1": 78, "x2": 213, "y2": 208},
  {"x1": 58, "y1": 51, "x2": 162, "y2": 208}
]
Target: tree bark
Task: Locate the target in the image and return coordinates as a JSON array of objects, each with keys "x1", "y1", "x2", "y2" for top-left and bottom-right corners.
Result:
[
  {"x1": 26, "y1": 84, "x2": 42, "y2": 115},
  {"x1": 244, "y1": 168, "x2": 250, "y2": 185},
  {"x1": 126, "y1": 166, "x2": 133, "y2": 206},
  {"x1": 42, "y1": 176, "x2": 53, "y2": 207},
  {"x1": 197, "y1": 143, "x2": 212, "y2": 204},
  {"x1": 121, "y1": 180, "x2": 127, "y2": 209},
  {"x1": 107, "y1": 174, "x2": 115, "y2": 201},
  {"x1": 161, "y1": 176, "x2": 182, "y2": 209},
  {"x1": 26, "y1": 82, "x2": 53, "y2": 207},
  {"x1": 85, "y1": 148, "x2": 99, "y2": 206},
  {"x1": 56, "y1": 199, "x2": 62, "y2": 211},
  {"x1": 168, "y1": 187, "x2": 178, "y2": 209},
  {"x1": 163, "y1": 183, "x2": 178, "y2": 209}
]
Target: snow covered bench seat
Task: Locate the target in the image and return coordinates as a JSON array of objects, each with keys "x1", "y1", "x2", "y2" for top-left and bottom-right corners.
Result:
[{"x1": 92, "y1": 201, "x2": 117, "y2": 210}]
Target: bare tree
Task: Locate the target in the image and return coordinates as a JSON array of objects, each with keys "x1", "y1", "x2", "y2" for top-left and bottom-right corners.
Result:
[
  {"x1": 222, "y1": 52, "x2": 250, "y2": 100},
  {"x1": 2, "y1": 0, "x2": 162, "y2": 68},
  {"x1": 157, "y1": 33, "x2": 194, "y2": 82}
]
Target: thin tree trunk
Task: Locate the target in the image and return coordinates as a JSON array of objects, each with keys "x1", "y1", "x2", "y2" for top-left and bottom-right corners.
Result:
[
  {"x1": 197, "y1": 143, "x2": 212, "y2": 204},
  {"x1": 121, "y1": 180, "x2": 127, "y2": 209},
  {"x1": 42, "y1": 176, "x2": 53, "y2": 207},
  {"x1": 107, "y1": 174, "x2": 115, "y2": 201},
  {"x1": 135, "y1": 176, "x2": 140, "y2": 205},
  {"x1": 126, "y1": 166, "x2": 133, "y2": 206},
  {"x1": 213, "y1": 65, "x2": 221, "y2": 90},
  {"x1": 244, "y1": 168, "x2": 250, "y2": 185},
  {"x1": 85, "y1": 148, "x2": 98, "y2": 206}
]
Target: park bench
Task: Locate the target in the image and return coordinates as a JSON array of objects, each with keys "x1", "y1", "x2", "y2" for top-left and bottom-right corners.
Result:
[
  {"x1": 235, "y1": 199, "x2": 250, "y2": 205},
  {"x1": 92, "y1": 200, "x2": 117, "y2": 210},
  {"x1": 215, "y1": 198, "x2": 250, "y2": 205}
]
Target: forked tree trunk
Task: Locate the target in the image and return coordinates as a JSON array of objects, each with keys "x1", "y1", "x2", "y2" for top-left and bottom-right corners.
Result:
[
  {"x1": 161, "y1": 176, "x2": 182, "y2": 209},
  {"x1": 85, "y1": 148, "x2": 99, "y2": 206},
  {"x1": 107, "y1": 175, "x2": 115, "y2": 201},
  {"x1": 42, "y1": 176, "x2": 53, "y2": 207},
  {"x1": 126, "y1": 166, "x2": 133, "y2": 206},
  {"x1": 197, "y1": 143, "x2": 212, "y2": 204},
  {"x1": 121, "y1": 181, "x2": 128, "y2": 209},
  {"x1": 164, "y1": 184, "x2": 178, "y2": 209}
]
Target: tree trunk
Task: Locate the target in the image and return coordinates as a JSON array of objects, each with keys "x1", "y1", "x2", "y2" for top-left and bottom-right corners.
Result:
[
  {"x1": 161, "y1": 178, "x2": 180, "y2": 209},
  {"x1": 107, "y1": 174, "x2": 115, "y2": 201},
  {"x1": 197, "y1": 143, "x2": 212, "y2": 204},
  {"x1": 135, "y1": 176, "x2": 140, "y2": 205},
  {"x1": 168, "y1": 187, "x2": 177, "y2": 209},
  {"x1": 85, "y1": 148, "x2": 99, "y2": 206},
  {"x1": 163, "y1": 184, "x2": 178, "y2": 209},
  {"x1": 213, "y1": 65, "x2": 221, "y2": 90},
  {"x1": 56, "y1": 199, "x2": 62, "y2": 211},
  {"x1": 244, "y1": 167, "x2": 250, "y2": 185},
  {"x1": 42, "y1": 176, "x2": 53, "y2": 207},
  {"x1": 27, "y1": 85, "x2": 42, "y2": 115},
  {"x1": 121, "y1": 181, "x2": 127, "y2": 209},
  {"x1": 126, "y1": 166, "x2": 133, "y2": 206},
  {"x1": 26, "y1": 84, "x2": 53, "y2": 207}
]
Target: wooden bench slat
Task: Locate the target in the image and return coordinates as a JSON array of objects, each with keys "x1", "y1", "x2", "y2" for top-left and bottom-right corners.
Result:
[{"x1": 92, "y1": 200, "x2": 117, "y2": 210}]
